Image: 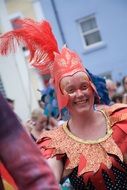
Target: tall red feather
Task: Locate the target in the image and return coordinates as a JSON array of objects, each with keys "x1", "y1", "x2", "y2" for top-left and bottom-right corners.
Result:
[{"x1": 0, "y1": 18, "x2": 59, "y2": 74}]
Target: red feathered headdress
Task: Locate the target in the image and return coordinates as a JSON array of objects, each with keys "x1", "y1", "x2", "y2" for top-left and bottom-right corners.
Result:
[
  {"x1": 0, "y1": 18, "x2": 59, "y2": 74},
  {"x1": 0, "y1": 18, "x2": 99, "y2": 110}
]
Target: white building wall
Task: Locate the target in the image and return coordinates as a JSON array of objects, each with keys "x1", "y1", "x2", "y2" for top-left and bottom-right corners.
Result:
[
  {"x1": 32, "y1": 0, "x2": 45, "y2": 21},
  {"x1": 0, "y1": 0, "x2": 44, "y2": 122}
]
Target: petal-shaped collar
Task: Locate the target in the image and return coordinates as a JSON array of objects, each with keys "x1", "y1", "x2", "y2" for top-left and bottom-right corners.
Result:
[{"x1": 38, "y1": 109, "x2": 123, "y2": 176}]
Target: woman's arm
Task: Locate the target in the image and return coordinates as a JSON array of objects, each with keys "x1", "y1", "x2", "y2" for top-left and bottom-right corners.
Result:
[{"x1": 47, "y1": 157, "x2": 64, "y2": 182}]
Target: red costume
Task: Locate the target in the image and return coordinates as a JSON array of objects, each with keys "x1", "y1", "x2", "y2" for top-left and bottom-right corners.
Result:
[{"x1": 38, "y1": 103, "x2": 127, "y2": 189}]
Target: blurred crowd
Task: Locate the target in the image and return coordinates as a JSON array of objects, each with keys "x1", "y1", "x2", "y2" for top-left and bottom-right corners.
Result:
[
  {"x1": 106, "y1": 75, "x2": 127, "y2": 104},
  {"x1": 4, "y1": 74, "x2": 127, "y2": 190},
  {"x1": 20, "y1": 74, "x2": 127, "y2": 190},
  {"x1": 22, "y1": 75, "x2": 127, "y2": 145}
]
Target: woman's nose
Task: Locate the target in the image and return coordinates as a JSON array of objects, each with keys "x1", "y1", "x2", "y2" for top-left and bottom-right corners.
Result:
[{"x1": 76, "y1": 89, "x2": 84, "y2": 96}]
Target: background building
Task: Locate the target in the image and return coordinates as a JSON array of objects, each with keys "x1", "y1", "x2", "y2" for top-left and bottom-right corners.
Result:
[
  {"x1": 0, "y1": 0, "x2": 44, "y2": 122},
  {"x1": 36, "y1": 0, "x2": 127, "y2": 82},
  {"x1": 0, "y1": 0, "x2": 127, "y2": 120}
]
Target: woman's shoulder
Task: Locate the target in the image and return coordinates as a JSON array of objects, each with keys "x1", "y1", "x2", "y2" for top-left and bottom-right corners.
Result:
[
  {"x1": 37, "y1": 123, "x2": 68, "y2": 159},
  {"x1": 97, "y1": 103, "x2": 127, "y2": 114},
  {"x1": 101, "y1": 103, "x2": 127, "y2": 124},
  {"x1": 97, "y1": 103, "x2": 127, "y2": 137},
  {"x1": 99, "y1": 103, "x2": 127, "y2": 156},
  {"x1": 38, "y1": 124, "x2": 65, "y2": 142}
]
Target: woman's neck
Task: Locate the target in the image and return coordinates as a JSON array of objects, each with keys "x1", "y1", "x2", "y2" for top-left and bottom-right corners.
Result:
[
  {"x1": 70, "y1": 109, "x2": 96, "y2": 128},
  {"x1": 68, "y1": 107, "x2": 107, "y2": 140},
  {"x1": 68, "y1": 109, "x2": 106, "y2": 141}
]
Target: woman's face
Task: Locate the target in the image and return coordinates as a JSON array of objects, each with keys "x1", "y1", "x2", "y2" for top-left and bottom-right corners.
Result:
[{"x1": 60, "y1": 72, "x2": 95, "y2": 115}]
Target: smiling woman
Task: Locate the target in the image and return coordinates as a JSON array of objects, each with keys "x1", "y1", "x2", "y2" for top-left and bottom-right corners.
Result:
[
  {"x1": 60, "y1": 72, "x2": 95, "y2": 115},
  {"x1": 0, "y1": 18, "x2": 127, "y2": 190}
]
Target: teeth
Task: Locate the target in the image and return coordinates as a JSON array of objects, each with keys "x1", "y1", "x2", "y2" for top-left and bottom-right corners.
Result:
[{"x1": 76, "y1": 100, "x2": 87, "y2": 103}]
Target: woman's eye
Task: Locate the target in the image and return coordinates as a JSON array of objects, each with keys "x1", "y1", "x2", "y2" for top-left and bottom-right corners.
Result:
[
  {"x1": 81, "y1": 85, "x2": 88, "y2": 90},
  {"x1": 66, "y1": 88, "x2": 75, "y2": 94}
]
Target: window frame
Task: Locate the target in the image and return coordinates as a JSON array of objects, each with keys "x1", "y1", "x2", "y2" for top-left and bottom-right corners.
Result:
[{"x1": 78, "y1": 14, "x2": 106, "y2": 53}]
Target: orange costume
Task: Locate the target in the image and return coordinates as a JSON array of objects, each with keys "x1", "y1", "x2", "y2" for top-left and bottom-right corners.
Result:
[
  {"x1": 38, "y1": 104, "x2": 127, "y2": 189},
  {"x1": 0, "y1": 18, "x2": 127, "y2": 190}
]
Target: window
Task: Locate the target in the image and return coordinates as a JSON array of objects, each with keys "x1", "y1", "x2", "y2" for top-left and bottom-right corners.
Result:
[
  {"x1": 0, "y1": 76, "x2": 6, "y2": 97},
  {"x1": 78, "y1": 14, "x2": 105, "y2": 52}
]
